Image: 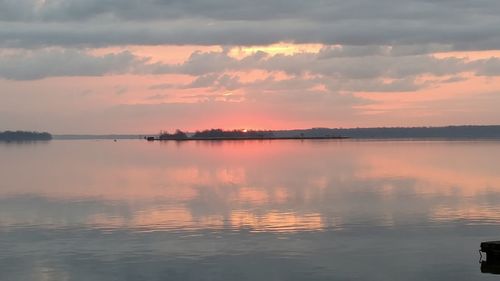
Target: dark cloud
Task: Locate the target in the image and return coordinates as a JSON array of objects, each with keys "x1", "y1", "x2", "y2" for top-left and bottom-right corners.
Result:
[
  {"x1": 1, "y1": 20, "x2": 499, "y2": 50},
  {"x1": 2, "y1": 0, "x2": 499, "y2": 23},
  {"x1": 0, "y1": 0, "x2": 500, "y2": 49},
  {"x1": 0, "y1": 48, "x2": 142, "y2": 80}
]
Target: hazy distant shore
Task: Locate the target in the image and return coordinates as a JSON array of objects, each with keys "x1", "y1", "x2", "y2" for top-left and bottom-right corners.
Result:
[
  {"x1": 52, "y1": 125, "x2": 500, "y2": 141},
  {"x1": 0, "y1": 131, "x2": 52, "y2": 142},
  {"x1": 150, "y1": 125, "x2": 500, "y2": 141}
]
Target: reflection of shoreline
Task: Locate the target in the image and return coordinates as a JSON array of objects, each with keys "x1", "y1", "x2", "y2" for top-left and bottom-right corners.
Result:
[{"x1": 0, "y1": 140, "x2": 51, "y2": 145}]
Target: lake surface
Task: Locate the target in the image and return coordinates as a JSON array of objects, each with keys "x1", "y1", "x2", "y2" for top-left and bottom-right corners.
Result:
[{"x1": 1, "y1": 140, "x2": 500, "y2": 280}]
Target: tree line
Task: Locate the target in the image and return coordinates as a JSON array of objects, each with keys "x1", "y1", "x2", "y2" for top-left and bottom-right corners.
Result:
[
  {"x1": 0, "y1": 131, "x2": 52, "y2": 141},
  {"x1": 159, "y1": 129, "x2": 275, "y2": 140}
]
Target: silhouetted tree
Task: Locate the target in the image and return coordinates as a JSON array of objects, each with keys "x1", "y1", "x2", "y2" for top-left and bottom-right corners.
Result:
[
  {"x1": 192, "y1": 129, "x2": 274, "y2": 139},
  {"x1": 0, "y1": 131, "x2": 52, "y2": 141},
  {"x1": 159, "y1": 129, "x2": 188, "y2": 140}
]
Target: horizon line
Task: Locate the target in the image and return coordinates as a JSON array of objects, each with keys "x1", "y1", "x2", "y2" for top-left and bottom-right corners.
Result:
[{"x1": 50, "y1": 124, "x2": 500, "y2": 136}]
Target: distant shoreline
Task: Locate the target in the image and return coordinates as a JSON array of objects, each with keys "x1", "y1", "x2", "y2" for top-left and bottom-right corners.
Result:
[
  {"x1": 0, "y1": 131, "x2": 52, "y2": 142},
  {"x1": 147, "y1": 136, "x2": 350, "y2": 141},
  {"x1": 50, "y1": 125, "x2": 500, "y2": 140},
  {"x1": 147, "y1": 125, "x2": 500, "y2": 141}
]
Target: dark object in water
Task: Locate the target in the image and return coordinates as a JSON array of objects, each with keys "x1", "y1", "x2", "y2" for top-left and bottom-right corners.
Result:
[
  {"x1": 481, "y1": 260, "x2": 500, "y2": 275},
  {"x1": 481, "y1": 241, "x2": 500, "y2": 260},
  {"x1": 480, "y1": 241, "x2": 500, "y2": 274},
  {"x1": 146, "y1": 137, "x2": 155, "y2": 141}
]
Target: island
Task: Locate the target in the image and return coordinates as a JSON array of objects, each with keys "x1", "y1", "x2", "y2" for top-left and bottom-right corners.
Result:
[
  {"x1": 0, "y1": 131, "x2": 53, "y2": 142},
  {"x1": 145, "y1": 125, "x2": 500, "y2": 141},
  {"x1": 146, "y1": 129, "x2": 347, "y2": 141}
]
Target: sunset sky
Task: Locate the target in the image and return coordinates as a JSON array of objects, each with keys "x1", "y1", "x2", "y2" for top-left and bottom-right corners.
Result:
[{"x1": 1, "y1": 0, "x2": 500, "y2": 134}]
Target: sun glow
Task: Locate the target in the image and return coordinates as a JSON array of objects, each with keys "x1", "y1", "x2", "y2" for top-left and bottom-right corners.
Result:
[{"x1": 228, "y1": 42, "x2": 323, "y2": 58}]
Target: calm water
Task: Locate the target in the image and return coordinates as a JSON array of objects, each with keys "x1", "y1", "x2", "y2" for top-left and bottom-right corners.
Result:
[{"x1": 1, "y1": 140, "x2": 500, "y2": 280}]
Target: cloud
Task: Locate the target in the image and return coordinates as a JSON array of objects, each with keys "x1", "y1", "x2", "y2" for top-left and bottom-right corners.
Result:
[
  {"x1": 1, "y1": 46, "x2": 500, "y2": 97},
  {"x1": 148, "y1": 83, "x2": 176, "y2": 90},
  {"x1": 177, "y1": 73, "x2": 241, "y2": 92},
  {"x1": 472, "y1": 57, "x2": 500, "y2": 76},
  {"x1": 0, "y1": 0, "x2": 500, "y2": 50},
  {"x1": 1, "y1": 20, "x2": 499, "y2": 50},
  {"x1": 0, "y1": 48, "x2": 143, "y2": 80},
  {"x1": 1, "y1": 0, "x2": 499, "y2": 24},
  {"x1": 146, "y1": 47, "x2": 490, "y2": 83},
  {"x1": 254, "y1": 50, "x2": 467, "y2": 79}
]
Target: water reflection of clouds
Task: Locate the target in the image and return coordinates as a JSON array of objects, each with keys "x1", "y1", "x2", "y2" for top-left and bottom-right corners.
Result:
[
  {"x1": 1, "y1": 140, "x2": 500, "y2": 233},
  {"x1": 357, "y1": 142, "x2": 500, "y2": 195},
  {"x1": 1, "y1": 177, "x2": 500, "y2": 233},
  {"x1": 3, "y1": 140, "x2": 500, "y2": 280}
]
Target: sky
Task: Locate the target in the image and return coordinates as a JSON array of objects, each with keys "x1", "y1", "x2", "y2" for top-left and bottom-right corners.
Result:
[{"x1": 1, "y1": 0, "x2": 500, "y2": 134}]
